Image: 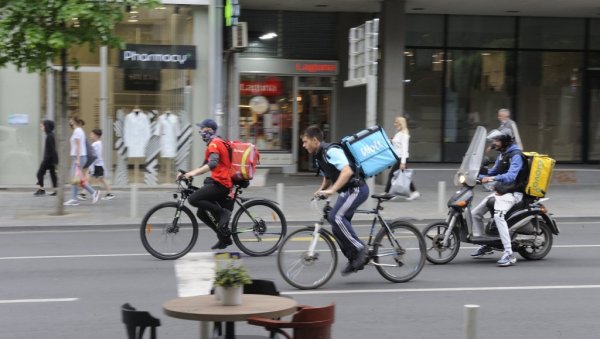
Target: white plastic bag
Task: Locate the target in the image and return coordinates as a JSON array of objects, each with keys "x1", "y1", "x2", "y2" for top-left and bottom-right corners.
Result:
[{"x1": 389, "y1": 169, "x2": 413, "y2": 197}]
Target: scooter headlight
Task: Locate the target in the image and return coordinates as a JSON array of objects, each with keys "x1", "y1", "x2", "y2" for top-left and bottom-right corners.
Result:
[{"x1": 458, "y1": 174, "x2": 467, "y2": 184}]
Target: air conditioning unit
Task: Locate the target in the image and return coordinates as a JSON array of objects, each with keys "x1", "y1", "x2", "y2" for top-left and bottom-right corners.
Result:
[{"x1": 231, "y1": 22, "x2": 248, "y2": 49}]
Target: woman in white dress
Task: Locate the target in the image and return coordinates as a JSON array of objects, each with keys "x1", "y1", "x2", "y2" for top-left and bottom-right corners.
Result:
[{"x1": 384, "y1": 116, "x2": 420, "y2": 200}]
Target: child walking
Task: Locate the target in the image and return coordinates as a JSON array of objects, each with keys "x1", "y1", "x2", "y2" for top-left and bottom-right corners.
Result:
[{"x1": 89, "y1": 129, "x2": 115, "y2": 200}]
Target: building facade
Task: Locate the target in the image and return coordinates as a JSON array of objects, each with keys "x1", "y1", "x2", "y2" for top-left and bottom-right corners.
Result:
[{"x1": 1, "y1": 2, "x2": 599, "y2": 185}]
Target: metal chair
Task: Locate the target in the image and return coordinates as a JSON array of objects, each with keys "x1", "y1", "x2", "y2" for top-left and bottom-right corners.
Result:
[
  {"x1": 247, "y1": 303, "x2": 335, "y2": 339},
  {"x1": 121, "y1": 303, "x2": 161, "y2": 339}
]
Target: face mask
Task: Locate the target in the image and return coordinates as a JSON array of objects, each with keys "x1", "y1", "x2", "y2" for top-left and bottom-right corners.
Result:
[{"x1": 199, "y1": 130, "x2": 214, "y2": 142}]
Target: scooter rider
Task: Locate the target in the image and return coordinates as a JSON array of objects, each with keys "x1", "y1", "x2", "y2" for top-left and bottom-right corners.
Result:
[{"x1": 470, "y1": 128, "x2": 528, "y2": 267}]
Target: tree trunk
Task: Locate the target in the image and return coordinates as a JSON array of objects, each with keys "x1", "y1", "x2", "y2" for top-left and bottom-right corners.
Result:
[{"x1": 55, "y1": 48, "x2": 68, "y2": 215}]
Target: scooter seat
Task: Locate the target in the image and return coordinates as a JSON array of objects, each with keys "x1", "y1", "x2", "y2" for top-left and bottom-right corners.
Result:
[{"x1": 469, "y1": 235, "x2": 501, "y2": 245}]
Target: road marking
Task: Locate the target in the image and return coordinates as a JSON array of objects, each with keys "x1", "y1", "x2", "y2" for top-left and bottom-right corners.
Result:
[
  {"x1": 0, "y1": 298, "x2": 78, "y2": 304},
  {"x1": 0, "y1": 244, "x2": 598, "y2": 261},
  {"x1": 284, "y1": 284, "x2": 600, "y2": 296},
  {"x1": 0, "y1": 253, "x2": 149, "y2": 260}
]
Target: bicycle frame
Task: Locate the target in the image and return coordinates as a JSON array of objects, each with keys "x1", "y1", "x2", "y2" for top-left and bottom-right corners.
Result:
[{"x1": 309, "y1": 198, "x2": 404, "y2": 257}]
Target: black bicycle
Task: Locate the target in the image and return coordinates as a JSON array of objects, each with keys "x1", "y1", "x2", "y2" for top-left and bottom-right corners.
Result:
[
  {"x1": 277, "y1": 194, "x2": 426, "y2": 290},
  {"x1": 140, "y1": 171, "x2": 287, "y2": 259}
]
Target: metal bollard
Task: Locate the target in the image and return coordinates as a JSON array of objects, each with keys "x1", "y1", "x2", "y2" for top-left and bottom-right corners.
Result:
[
  {"x1": 464, "y1": 304, "x2": 479, "y2": 339},
  {"x1": 438, "y1": 181, "x2": 446, "y2": 215},
  {"x1": 130, "y1": 184, "x2": 138, "y2": 219},
  {"x1": 276, "y1": 183, "x2": 284, "y2": 210}
]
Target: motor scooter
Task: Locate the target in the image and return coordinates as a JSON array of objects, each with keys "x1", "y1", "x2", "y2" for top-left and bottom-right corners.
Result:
[{"x1": 422, "y1": 126, "x2": 560, "y2": 264}]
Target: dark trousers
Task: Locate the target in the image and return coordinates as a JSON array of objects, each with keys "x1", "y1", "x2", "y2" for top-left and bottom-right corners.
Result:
[
  {"x1": 327, "y1": 182, "x2": 369, "y2": 261},
  {"x1": 36, "y1": 162, "x2": 57, "y2": 188},
  {"x1": 188, "y1": 181, "x2": 232, "y2": 235},
  {"x1": 384, "y1": 161, "x2": 416, "y2": 193}
]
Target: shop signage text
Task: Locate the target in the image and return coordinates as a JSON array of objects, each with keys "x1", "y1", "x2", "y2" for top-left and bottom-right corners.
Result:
[
  {"x1": 295, "y1": 62, "x2": 337, "y2": 73},
  {"x1": 240, "y1": 80, "x2": 282, "y2": 96},
  {"x1": 119, "y1": 44, "x2": 196, "y2": 69}
]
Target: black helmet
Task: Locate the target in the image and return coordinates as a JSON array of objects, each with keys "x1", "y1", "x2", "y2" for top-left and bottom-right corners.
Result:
[{"x1": 487, "y1": 128, "x2": 514, "y2": 148}]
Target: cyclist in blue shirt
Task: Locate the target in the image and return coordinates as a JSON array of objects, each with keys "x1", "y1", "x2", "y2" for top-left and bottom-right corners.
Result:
[{"x1": 301, "y1": 125, "x2": 369, "y2": 275}]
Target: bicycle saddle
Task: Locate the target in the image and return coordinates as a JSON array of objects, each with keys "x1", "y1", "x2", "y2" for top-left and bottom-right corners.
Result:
[{"x1": 371, "y1": 193, "x2": 395, "y2": 201}]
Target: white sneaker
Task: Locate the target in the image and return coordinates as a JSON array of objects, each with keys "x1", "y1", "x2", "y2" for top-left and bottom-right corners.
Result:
[
  {"x1": 92, "y1": 190, "x2": 100, "y2": 204},
  {"x1": 101, "y1": 193, "x2": 115, "y2": 200},
  {"x1": 406, "y1": 191, "x2": 421, "y2": 201},
  {"x1": 63, "y1": 199, "x2": 79, "y2": 206}
]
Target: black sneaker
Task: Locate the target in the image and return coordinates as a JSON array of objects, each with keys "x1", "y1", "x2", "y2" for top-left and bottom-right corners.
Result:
[
  {"x1": 33, "y1": 189, "x2": 45, "y2": 196},
  {"x1": 351, "y1": 247, "x2": 369, "y2": 271},
  {"x1": 49, "y1": 191, "x2": 57, "y2": 196},
  {"x1": 210, "y1": 237, "x2": 233, "y2": 250},
  {"x1": 340, "y1": 262, "x2": 357, "y2": 276}
]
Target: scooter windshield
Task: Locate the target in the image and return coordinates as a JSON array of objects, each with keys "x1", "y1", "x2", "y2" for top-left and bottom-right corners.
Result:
[{"x1": 454, "y1": 126, "x2": 487, "y2": 187}]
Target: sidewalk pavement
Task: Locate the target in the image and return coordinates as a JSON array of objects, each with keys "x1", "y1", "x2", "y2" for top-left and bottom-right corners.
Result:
[{"x1": 1, "y1": 165, "x2": 599, "y2": 230}]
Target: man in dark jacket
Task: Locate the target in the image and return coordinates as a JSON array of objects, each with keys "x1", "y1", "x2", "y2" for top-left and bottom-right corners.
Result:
[
  {"x1": 34, "y1": 120, "x2": 58, "y2": 196},
  {"x1": 301, "y1": 125, "x2": 369, "y2": 275},
  {"x1": 470, "y1": 128, "x2": 528, "y2": 267}
]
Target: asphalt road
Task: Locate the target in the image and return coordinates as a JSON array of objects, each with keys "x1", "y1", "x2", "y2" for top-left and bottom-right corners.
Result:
[{"x1": 2, "y1": 219, "x2": 600, "y2": 339}]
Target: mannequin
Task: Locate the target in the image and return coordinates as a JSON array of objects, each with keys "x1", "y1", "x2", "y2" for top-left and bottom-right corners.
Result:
[
  {"x1": 124, "y1": 107, "x2": 151, "y2": 183},
  {"x1": 155, "y1": 110, "x2": 180, "y2": 182}
]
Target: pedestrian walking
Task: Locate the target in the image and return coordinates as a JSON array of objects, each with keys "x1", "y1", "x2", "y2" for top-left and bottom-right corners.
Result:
[
  {"x1": 384, "y1": 116, "x2": 420, "y2": 200},
  {"x1": 88, "y1": 129, "x2": 114, "y2": 200},
  {"x1": 34, "y1": 120, "x2": 58, "y2": 196},
  {"x1": 64, "y1": 117, "x2": 99, "y2": 206}
]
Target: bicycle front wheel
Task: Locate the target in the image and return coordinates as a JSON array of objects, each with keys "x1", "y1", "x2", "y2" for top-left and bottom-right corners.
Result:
[
  {"x1": 277, "y1": 227, "x2": 337, "y2": 290},
  {"x1": 373, "y1": 220, "x2": 426, "y2": 283},
  {"x1": 140, "y1": 202, "x2": 198, "y2": 260},
  {"x1": 231, "y1": 200, "x2": 287, "y2": 256}
]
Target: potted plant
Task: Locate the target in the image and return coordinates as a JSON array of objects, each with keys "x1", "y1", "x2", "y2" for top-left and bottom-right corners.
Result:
[{"x1": 214, "y1": 263, "x2": 252, "y2": 306}]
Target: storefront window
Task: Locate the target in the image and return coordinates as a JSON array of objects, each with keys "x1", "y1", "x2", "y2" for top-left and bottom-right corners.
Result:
[
  {"x1": 519, "y1": 17, "x2": 585, "y2": 50},
  {"x1": 590, "y1": 19, "x2": 600, "y2": 50},
  {"x1": 405, "y1": 14, "x2": 444, "y2": 47},
  {"x1": 404, "y1": 49, "x2": 444, "y2": 161},
  {"x1": 448, "y1": 15, "x2": 515, "y2": 48},
  {"x1": 587, "y1": 68, "x2": 600, "y2": 162},
  {"x1": 444, "y1": 50, "x2": 514, "y2": 161},
  {"x1": 518, "y1": 52, "x2": 583, "y2": 161},
  {"x1": 239, "y1": 75, "x2": 293, "y2": 152}
]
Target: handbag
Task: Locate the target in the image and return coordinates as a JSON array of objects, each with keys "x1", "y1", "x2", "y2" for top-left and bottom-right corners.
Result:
[
  {"x1": 71, "y1": 165, "x2": 86, "y2": 186},
  {"x1": 389, "y1": 169, "x2": 414, "y2": 197}
]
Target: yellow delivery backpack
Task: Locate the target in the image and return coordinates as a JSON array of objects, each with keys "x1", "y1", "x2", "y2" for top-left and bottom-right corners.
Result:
[{"x1": 522, "y1": 152, "x2": 556, "y2": 198}]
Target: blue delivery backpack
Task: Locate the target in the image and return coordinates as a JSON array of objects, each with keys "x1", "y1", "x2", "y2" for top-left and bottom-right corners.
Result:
[{"x1": 341, "y1": 125, "x2": 399, "y2": 178}]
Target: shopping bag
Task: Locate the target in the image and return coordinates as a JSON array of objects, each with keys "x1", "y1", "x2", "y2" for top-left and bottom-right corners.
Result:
[
  {"x1": 71, "y1": 166, "x2": 85, "y2": 186},
  {"x1": 389, "y1": 169, "x2": 413, "y2": 197}
]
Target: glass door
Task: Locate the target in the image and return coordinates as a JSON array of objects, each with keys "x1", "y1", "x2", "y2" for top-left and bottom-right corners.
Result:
[{"x1": 297, "y1": 90, "x2": 332, "y2": 172}]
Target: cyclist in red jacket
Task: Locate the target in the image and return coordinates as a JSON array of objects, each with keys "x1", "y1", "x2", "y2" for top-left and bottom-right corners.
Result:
[{"x1": 178, "y1": 119, "x2": 234, "y2": 250}]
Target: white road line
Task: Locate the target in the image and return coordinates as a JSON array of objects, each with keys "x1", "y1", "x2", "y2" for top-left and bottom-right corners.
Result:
[
  {"x1": 284, "y1": 284, "x2": 600, "y2": 296},
  {"x1": 0, "y1": 252, "x2": 214, "y2": 260},
  {"x1": 0, "y1": 298, "x2": 79, "y2": 304},
  {"x1": 0, "y1": 244, "x2": 598, "y2": 261},
  {"x1": 0, "y1": 253, "x2": 149, "y2": 260}
]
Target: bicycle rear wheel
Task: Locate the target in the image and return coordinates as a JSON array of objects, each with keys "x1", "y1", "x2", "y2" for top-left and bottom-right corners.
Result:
[
  {"x1": 231, "y1": 200, "x2": 287, "y2": 257},
  {"x1": 140, "y1": 202, "x2": 198, "y2": 260},
  {"x1": 277, "y1": 227, "x2": 337, "y2": 290},
  {"x1": 373, "y1": 220, "x2": 426, "y2": 283}
]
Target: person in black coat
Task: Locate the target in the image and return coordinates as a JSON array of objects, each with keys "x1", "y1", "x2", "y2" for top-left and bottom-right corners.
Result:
[{"x1": 34, "y1": 120, "x2": 59, "y2": 196}]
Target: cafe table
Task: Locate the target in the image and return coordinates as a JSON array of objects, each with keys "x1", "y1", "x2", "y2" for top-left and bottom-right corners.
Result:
[{"x1": 163, "y1": 294, "x2": 298, "y2": 339}]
